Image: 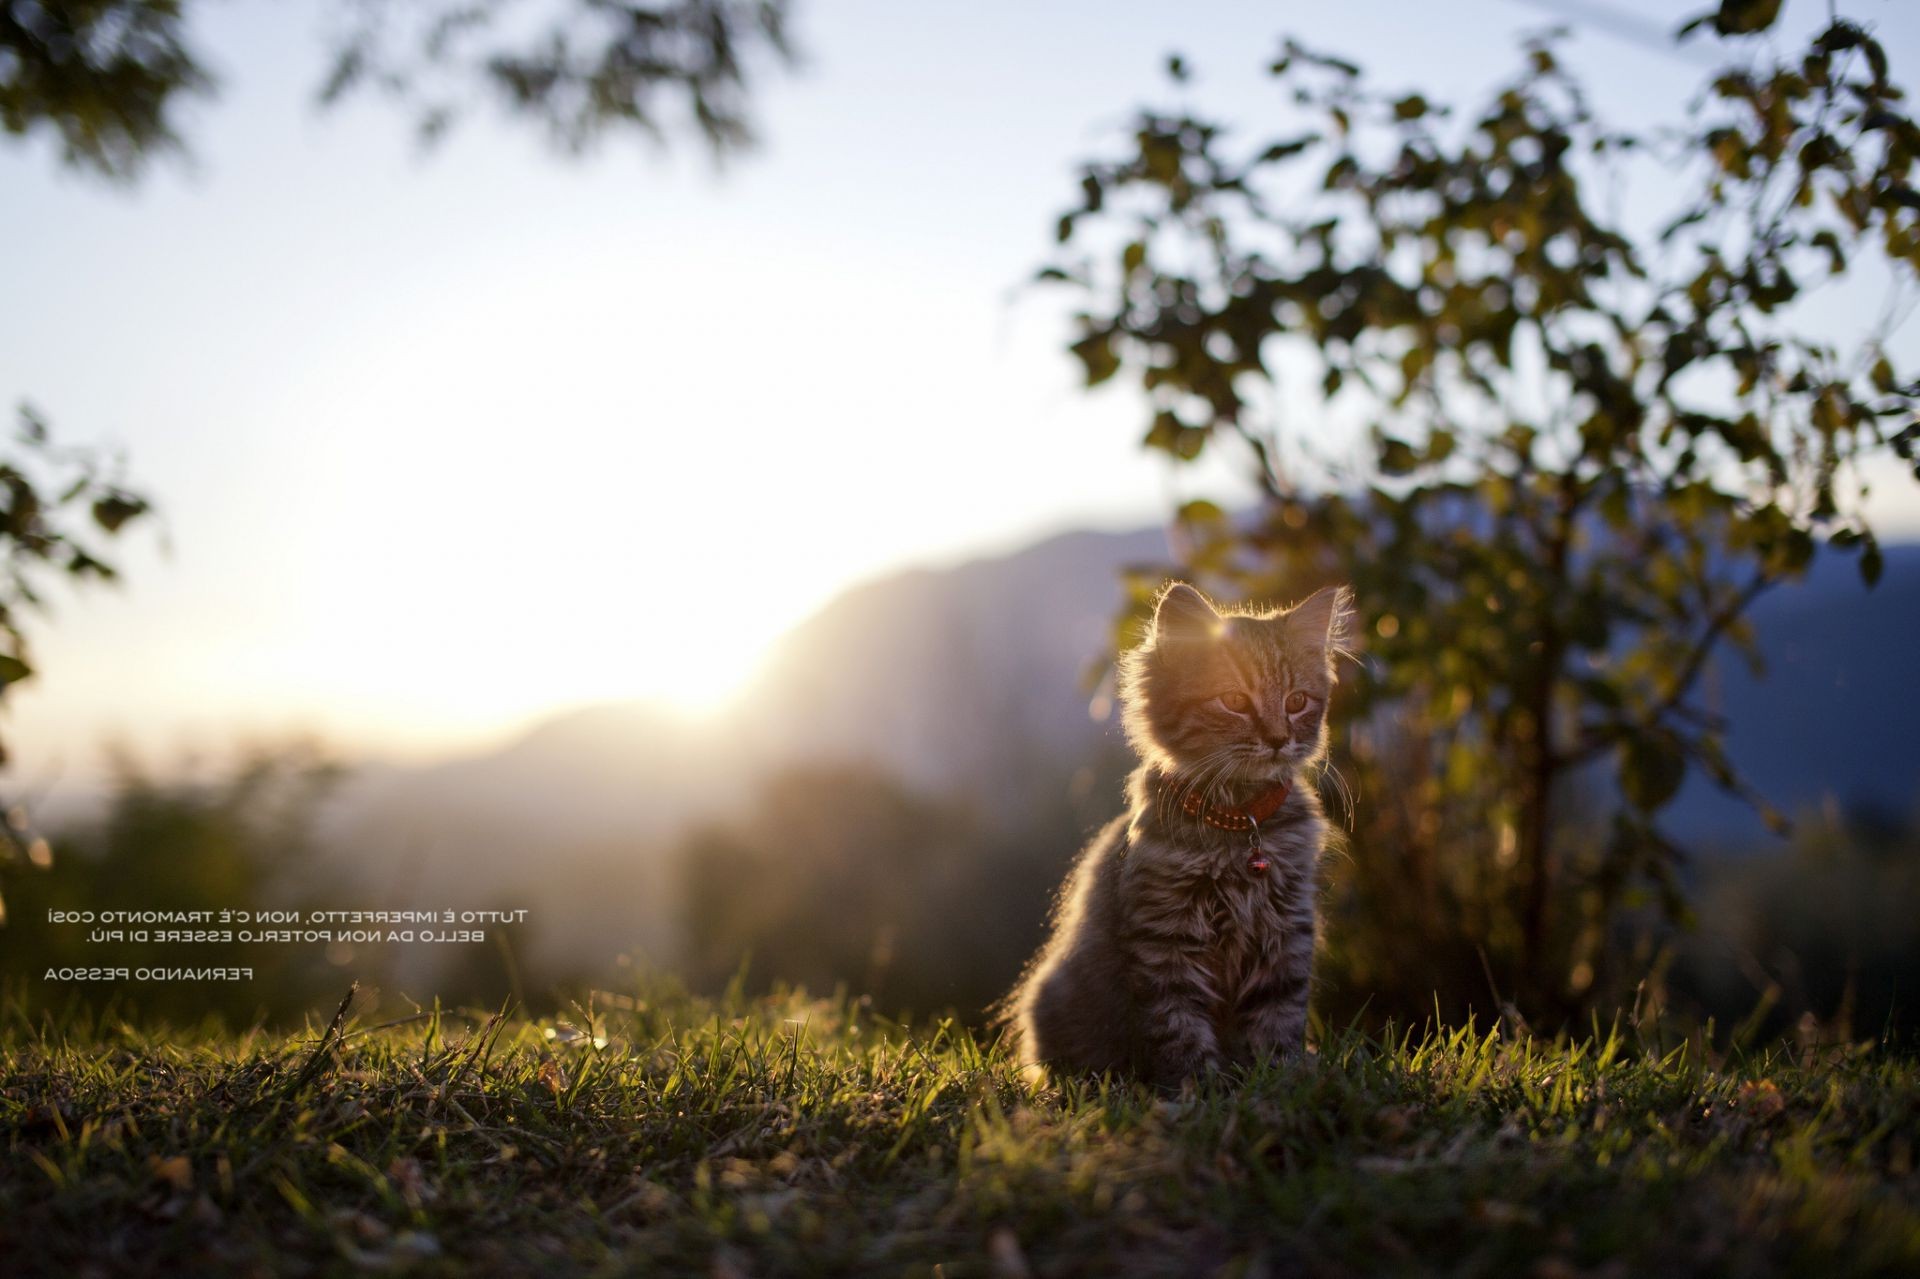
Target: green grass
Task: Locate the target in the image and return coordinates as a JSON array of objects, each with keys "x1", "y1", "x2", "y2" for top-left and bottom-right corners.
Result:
[{"x1": 3, "y1": 983, "x2": 1917, "y2": 1277}]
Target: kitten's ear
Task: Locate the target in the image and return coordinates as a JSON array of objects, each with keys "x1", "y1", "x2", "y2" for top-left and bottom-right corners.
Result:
[
  {"x1": 1289, "y1": 585, "x2": 1355, "y2": 649},
  {"x1": 1151, "y1": 581, "x2": 1221, "y2": 643}
]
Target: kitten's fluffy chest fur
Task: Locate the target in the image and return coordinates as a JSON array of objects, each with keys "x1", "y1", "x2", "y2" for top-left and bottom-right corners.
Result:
[{"x1": 1123, "y1": 767, "x2": 1325, "y2": 1039}]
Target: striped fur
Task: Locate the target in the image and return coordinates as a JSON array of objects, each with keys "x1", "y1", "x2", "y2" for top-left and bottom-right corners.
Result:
[{"x1": 1001, "y1": 581, "x2": 1352, "y2": 1087}]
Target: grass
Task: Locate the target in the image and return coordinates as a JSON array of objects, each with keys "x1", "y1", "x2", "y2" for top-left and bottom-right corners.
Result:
[{"x1": 2, "y1": 982, "x2": 1917, "y2": 1277}]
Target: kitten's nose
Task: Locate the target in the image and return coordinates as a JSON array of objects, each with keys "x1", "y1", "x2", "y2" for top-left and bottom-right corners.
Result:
[{"x1": 1262, "y1": 734, "x2": 1289, "y2": 752}]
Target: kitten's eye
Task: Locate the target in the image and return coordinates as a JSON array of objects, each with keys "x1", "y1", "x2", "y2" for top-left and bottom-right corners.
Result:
[
  {"x1": 1219, "y1": 691, "x2": 1253, "y2": 713},
  {"x1": 1285, "y1": 690, "x2": 1309, "y2": 714}
]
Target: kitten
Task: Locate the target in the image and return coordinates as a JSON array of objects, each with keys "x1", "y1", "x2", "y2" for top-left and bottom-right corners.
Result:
[{"x1": 1001, "y1": 580, "x2": 1352, "y2": 1087}]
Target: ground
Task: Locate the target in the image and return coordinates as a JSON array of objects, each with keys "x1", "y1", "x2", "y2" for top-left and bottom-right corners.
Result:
[{"x1": 2, "y1": 983, "x2": 1917, "y2": 1277}]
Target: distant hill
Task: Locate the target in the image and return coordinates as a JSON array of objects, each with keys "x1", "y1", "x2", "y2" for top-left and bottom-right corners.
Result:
[
  {"x1": 316, "y1": 699, "x2": 735, "y2": 979},
  {"x1": 732, "y1": 526, "x2": 1166, "y2": 809}
]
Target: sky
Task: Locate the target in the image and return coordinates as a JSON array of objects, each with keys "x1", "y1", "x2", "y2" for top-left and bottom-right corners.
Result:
[{"x1": 2, "y1": 0, "x2": 1917, "y2": 792}]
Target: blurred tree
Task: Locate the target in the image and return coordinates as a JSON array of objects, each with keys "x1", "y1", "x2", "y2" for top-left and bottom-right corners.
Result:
[
  {"x1": 0, "y1": 0, "x2": 209, "y2": 179},
  {"x1": 678, "y1": 766, "x2": 1074, "y2": 1021},
  {"x1": 0, "y1": 406, "x2": 152, "y2": 918},
  {"x1": 318, "y1": 0, "x2": 795, "y2": 157},
  {"x1": 0, "y1": 743, "x2": 347, "y2": 1024},
  {"x1": 1047, "y1": 2, "x2": 1920, "y2": 1018},
  {"x1": 0, "y1": 3, "x2": 183, "y2": 797},
  {"x1": 0, "y1": 0, "x2": 796, "y2": 181},
  {"x1": 0, "y1": 407, "x2": 150, "y2": 732}
]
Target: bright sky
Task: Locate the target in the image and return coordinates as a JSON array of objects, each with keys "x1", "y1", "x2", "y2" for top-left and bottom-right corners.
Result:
[{"x1": 2, "y1": 0, "x2": 1917, "y2": 788}]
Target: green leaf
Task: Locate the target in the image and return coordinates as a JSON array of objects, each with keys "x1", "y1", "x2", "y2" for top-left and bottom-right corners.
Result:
[
  {"x1": 92, "y1": 495, "x2": 148, "y2": 533},
  {"x1": 1144, "y1": 412, "x2": 1207, "y2": 460},
  {"x1": 1714, "y1": 0, "x2": 1783, "y2": 37},
  {"x1": 1379, "y1": 438, "x2": 1419, "y2": 476},
  {"x1": 1569, "y1": 596, "x2": 1610, "y2": 651},
  {"x1": 1176, "y1": 499, "x2": 1226, "y2": 524},
  {"x1": 0, "y1": 655, "x2": 32, "y2": 686},
  {"x1": 1070, "y1": 331, "x2": 1120, "y2": 387},
  {"x1": 1621, "y1": 733, "x2": 1687, "y2": 811},
  {"x1": 1577, "y1": 675, "x2": 1622, "y2": 709},
  {"x1": 1257, "y1": 134, "x2": 1317, "y2": 164},
  {"x1": 1810, "y1": 229, "x2": 1846, "y2": 274}
]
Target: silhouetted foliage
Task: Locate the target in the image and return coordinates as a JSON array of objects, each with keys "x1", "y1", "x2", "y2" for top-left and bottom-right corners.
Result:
[
  {"x1": 0, "y1": 0, "x2": 797, "y2": 179},
  {"x1": 320, "y1": 0, "x2": 796, "y2": 156},
  {"x1": 1048, "y1": 5, "x2": 1920, "y2": 1018},
  {"x1": 678, "y1": 766, "x2": 1076, "y2": 1021},
  {"x1": 0, "y1": 0, "x2": 209, "y2": 180},
  {"x1": 0, "y1": 405, "x2": 153, "y2": 916}
]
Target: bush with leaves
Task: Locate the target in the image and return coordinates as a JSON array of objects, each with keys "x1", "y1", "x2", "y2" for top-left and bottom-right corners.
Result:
[
  {"x1": 0, "y1": 0, "x2": 208, "y2": 180},
  {"x1": 1, "y1": 0, "x2": 796, "y2": 181},
  {"x1": 0, "y1": 407, "x2": 151, "y2": 916},
  {"x1": 320, "y1": 0, "x2": 795, "y2": 156},
  {"x1": 677, "y1": 765, "x2": 1095, "y2": 1021},
  {"x1": 1045, "y1": 2, "x2": 1920, "y2": 1019}
]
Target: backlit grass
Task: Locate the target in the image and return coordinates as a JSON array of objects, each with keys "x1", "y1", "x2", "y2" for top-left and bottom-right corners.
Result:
[{"x1": 3, "y1": 982, "x2": 1917, "y2": 1276}]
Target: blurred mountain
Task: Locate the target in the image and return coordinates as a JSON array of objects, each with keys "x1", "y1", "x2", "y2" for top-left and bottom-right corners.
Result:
[
  {"x1": 732, "y1": 527, "x2": 1165, "y2": 810},
  {"x1": 316, "y1": 701, "x2": 735, "y2": 976}
]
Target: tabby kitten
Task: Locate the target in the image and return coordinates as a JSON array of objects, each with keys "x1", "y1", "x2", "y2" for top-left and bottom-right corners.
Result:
[{"x1": 1002, "y1": 580, "x2": 1352, "y2": 1087}]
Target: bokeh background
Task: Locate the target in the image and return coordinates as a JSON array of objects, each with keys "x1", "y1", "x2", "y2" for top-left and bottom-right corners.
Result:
[{"x1": 1, "y1": 0, "x2": 1917, "y2": 1044}]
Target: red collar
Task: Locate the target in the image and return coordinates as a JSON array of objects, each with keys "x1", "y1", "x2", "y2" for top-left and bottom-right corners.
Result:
[{"x1": 1179, "y1": 778, "x2": 1291, "y2": 833}]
